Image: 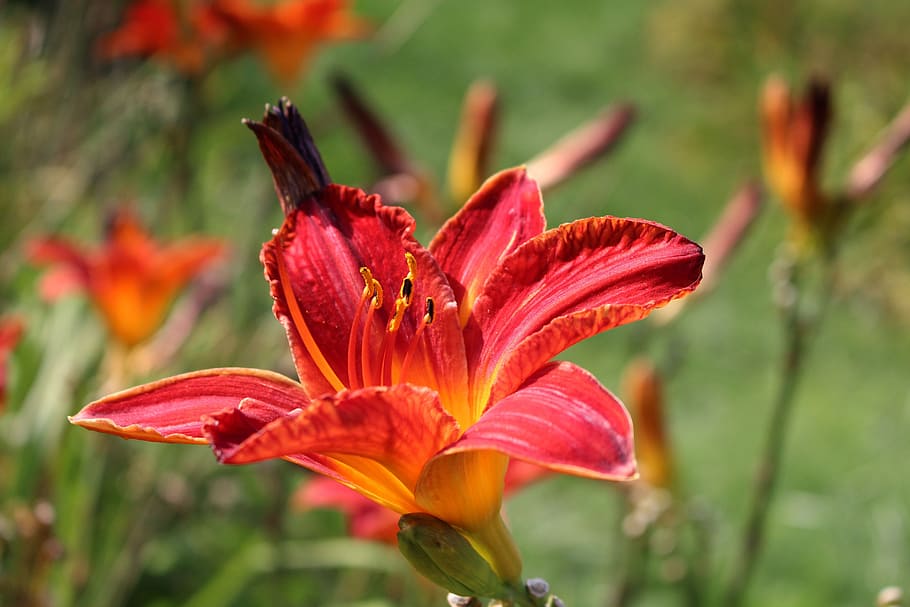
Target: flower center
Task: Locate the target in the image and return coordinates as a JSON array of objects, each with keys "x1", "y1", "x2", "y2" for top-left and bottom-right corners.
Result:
[{"x1": 347, "y1": 252, "x2": 435, "y2": 389}]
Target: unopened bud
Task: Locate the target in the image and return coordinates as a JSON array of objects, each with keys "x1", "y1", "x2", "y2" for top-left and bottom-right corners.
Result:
[
  {"x1": 447, "y1": 593, "x2": 482, "y2": 607},
  {"x1": 549, "y1": 596, "x2": 566, "y2": 607},
  {"x1": 397, "y1": 513, "x2": 510, "y2": 598},
  {"x1": 878, "y1": 586, "x2": 904, "y2": 607},
  {"x1": 526, "y1": 577, "x2": 550, "y2": 599}
]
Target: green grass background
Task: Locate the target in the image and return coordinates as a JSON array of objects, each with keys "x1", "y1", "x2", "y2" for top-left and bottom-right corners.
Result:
[{"x1": 2, "y1": 0, "x2": 909, "y2": 605}]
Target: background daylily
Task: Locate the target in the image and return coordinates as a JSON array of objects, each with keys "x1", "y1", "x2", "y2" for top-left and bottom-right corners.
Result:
[
  {"x1": 0, "y1": 316, "x2": 24, "y2": 413},
  {"x1": 206, "y1": 0, "x2": 370, "y2": 83},
  {"x1": 96, "y1": 0, "x2": 222, "y2": 74},
  {"x1": 98, "y1": 0, "x2": 368, "y2": 81},
  {"x1": 28, "y1": 207, "x2": 225, "y2": 349},
  {"x1": 70, "y1": 99, "x2": 703, "y2": 591}
]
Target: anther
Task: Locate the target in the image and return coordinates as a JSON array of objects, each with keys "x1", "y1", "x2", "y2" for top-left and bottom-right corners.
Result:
[
  {"x1": 359, "y1": 267, "x2": 374, "y2": 295},
  {"x1": 370, "y1": 279, "x2": 383, "y2": 307},
  {"x1": 401, "y1": 278, "x2": 414, "y2": 305},
  {"x1": 424, "y1": 297, "x2": 435, "y2": 324},
  {"x1": 349, "y1": 267, "x2": 379, "y2": 388}
]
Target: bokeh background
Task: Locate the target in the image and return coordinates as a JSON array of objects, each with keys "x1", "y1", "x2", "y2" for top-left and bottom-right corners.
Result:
[{"x1": 2, "y1": 0, "x2": 909, "y2": 605}]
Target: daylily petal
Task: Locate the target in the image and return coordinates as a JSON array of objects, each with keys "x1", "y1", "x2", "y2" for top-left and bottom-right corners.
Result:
[
  {"x1": 161, "y1": 239, "x2": 227, "y2": 286},
  {"x1": 414, "y1": 449, "x2": 508, "y2": 532},
  {"x1": 430, "y1": 168, "x2": 545, "y2": 327},
  {"x1": 491, "y1": 305, "x2": 663, "y2": 409},
  {"x1": 259, "y1": 187, "x2": 414, "y2": 393},
  {"x1": 70, "y1": 368, "x2": 306, "y2": 443},
  {"x1": 438, "y1": 361, "x2": 635, "y2": 480},
  {"x1": 27, "y1": 238, "x2": 91, "y2": 289},
  {"x1": 205, "y1": 383, "x2": 460, "y2": 498},
  {"x1": 467, "y1": 216, "x2": 703, "y2": 406}
]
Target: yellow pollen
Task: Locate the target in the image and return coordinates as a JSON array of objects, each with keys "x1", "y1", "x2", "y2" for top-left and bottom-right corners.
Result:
[
  {"x1": 371, "y1": 279, "x2": 383, "y2": 308},
  {"x1": 359, "y1": 267, "x2": 374, "y2": 296}
]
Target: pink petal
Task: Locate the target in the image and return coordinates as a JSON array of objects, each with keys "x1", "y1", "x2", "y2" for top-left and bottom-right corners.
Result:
[
  {"x1": 429, "y1": 168, "x2": 545, "y2": 326},
  {"x1": 466, "y1": 216, "x2": 703, "y2": 404},
  {"x1": 69, "y1": 368, "x2": 307, "y2": 443},
  {"x1": 440, "y1": 361, "x2": 636, "y2": 480},
  {"x1": 27, "y1": 238, "x2": 92, "y2": 295}
]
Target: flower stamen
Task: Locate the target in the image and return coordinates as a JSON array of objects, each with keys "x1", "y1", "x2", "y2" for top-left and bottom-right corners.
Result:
[
  {"x1": 360, "y1": 277, "x2": 383, "y2": 387},
  {"x1": 347, "y1": 267, "x2": 376, "y2": 389},
  {"x1": 398, "y1": 297, "x2": 435, "y2": 383},
  {"x1": 381, "y1": 253, "x2": 418, "y2": 385}
]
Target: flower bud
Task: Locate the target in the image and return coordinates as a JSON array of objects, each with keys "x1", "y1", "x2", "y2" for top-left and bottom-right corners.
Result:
[{"x1": 397, "y1": 513, "x2": 511, "y2": 598}]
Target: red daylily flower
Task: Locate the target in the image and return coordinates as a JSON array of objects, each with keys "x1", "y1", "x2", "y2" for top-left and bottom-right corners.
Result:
[
  {"x1": 28, "y1": 208, "x2": 226, "y2": 348},
  {"x1": 0, "y1": 316, "x2": 24, "y2": 413},
  {"x1": 297, "y1": 460, "x2": 552, "y2": 545},
  {"x1": 71, "y1": 100, "x2": 703, "y2": 583}
]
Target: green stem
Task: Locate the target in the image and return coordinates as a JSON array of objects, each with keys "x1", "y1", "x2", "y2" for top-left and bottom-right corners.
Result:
[
  {"x1": 723, "y1": 249, "x2": 835, "y2": 606},
  {"x1": 465, "y1": 515, "x2": 523, "y2": 587}
]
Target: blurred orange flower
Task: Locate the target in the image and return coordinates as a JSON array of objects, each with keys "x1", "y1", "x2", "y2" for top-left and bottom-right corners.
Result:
[
  {"x1": 96, "y1": 0, "x2": 220, "y2": 73},
  {"x1": 98, "y1": 0, "x2": 368, "y2": 80},
  {"x1": 0, "y1": 316, "x2": 24, "y2": 413},
  {"x1": 206, "y1": 0, "x2": 370, "y2": 83},
  {"x1": 28, "y1": 208, "x2": 225, "y2": 348},
  {"x1": 760, "y1": 75, "x2": 831, "y2": 229}
]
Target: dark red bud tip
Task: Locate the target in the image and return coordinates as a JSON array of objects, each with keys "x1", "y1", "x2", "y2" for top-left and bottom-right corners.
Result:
[{"x1": 246, "y1": 98, "x2": 331, "y2": 216}]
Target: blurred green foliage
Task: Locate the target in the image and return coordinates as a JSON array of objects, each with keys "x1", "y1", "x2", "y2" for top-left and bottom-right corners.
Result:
[{"x1": 1, "y1": 0, "x2": 909, "y2": 606}]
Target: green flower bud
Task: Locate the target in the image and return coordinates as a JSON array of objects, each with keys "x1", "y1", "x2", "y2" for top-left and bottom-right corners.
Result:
[{"x1": 397, "y1": 513, "x2": 511, "y2": 598}]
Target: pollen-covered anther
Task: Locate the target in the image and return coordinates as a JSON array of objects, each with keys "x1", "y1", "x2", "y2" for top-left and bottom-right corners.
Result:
[{"x1": 349, "y1": 266, "x2": 384, "y2": 388}]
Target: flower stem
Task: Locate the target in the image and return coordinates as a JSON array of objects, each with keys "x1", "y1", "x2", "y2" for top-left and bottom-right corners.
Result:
[{"x1": 723, "y1": 249, "x2": 834, "y2": 606}]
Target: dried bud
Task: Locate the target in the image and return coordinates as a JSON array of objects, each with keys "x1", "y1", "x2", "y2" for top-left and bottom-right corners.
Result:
[{"x1": 397, "y1": 513, "x2": 510, "y2": 598}]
